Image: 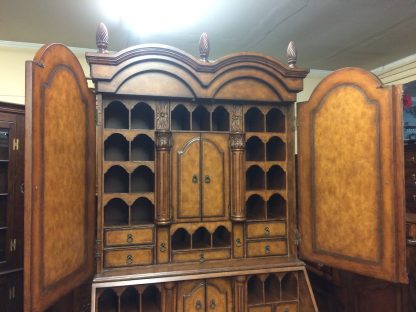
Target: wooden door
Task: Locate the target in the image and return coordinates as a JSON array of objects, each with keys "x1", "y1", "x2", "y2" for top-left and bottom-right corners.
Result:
[
  {"x1": 24, "y1": 44, "x2": 95, "y2": 312},
  {"x1": 177, "y1": 280, "x2": 206, "y2": 312},
  {"x1": 173, "y1": 133, "x2": 202, "y2": 221},
  {"x1": 297, "y1": 68, "x2": 407, "y2": 283},
  {"x1": 201, "y1": 134, "x2": 229, "y2": 220},
  {"x1": 205, "y1": 278, "x2": 232, "y2": 312}
]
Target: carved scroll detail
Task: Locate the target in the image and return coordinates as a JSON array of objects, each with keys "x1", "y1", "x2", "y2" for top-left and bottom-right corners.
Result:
[
  {"x1": 230, "y1": 133, "x2": 245, "y2": 150},
  {"x1": 156, "y1": 131, "x2": 172, "y2": 150},
  {"x1": 231, "y1": 105, "x2": 243, "y2": 132},
  {"x1": 156, "y1": 102, "x2": 170, "y2": 130}
]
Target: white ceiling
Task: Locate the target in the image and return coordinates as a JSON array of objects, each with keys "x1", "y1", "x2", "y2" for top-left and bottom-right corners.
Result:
[{"x1": 2, "y1": 0, "x2": 416, "y2": 70}]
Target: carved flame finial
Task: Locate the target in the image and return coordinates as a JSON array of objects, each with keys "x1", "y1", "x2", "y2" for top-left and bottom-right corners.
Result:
[
  {"x1": 287, "y1": 41, "x2": 297, "y2": 68},
  {"x1": 199, "y1": 32, "x2": 210, "y2": 62},
  {"x1": 96, "y1": 22, "x2": 109, "y2": 53}
]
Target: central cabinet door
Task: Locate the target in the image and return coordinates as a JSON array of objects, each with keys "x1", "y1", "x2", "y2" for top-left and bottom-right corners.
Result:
[{"x1": 173, "y1": 133, "x2": 229, "y2": 222}]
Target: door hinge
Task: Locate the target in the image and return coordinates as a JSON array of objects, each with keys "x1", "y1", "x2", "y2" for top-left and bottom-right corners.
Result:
[
  {"x1": 12, "y1": 138, "x2": 19, "y2": 151},
  {"x1": 9, "y1": 238, "x2": 16, "y2": 252},
  {"x1": 8, "y1": 286, "x2": 15, "y2": 300},
  {"x1": 294, "y1": 229, "x2": 302, "y2": 246}
]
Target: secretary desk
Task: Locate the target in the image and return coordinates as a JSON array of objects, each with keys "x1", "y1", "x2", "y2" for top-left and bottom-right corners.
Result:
[{"x1": 23, "y1": 23, "x2": 410, "y2": 312}]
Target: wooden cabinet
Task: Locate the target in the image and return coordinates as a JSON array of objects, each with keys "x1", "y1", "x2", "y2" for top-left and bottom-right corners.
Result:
[{"x1": 22, "y1": 24, "x2": 412, "y2": 312}]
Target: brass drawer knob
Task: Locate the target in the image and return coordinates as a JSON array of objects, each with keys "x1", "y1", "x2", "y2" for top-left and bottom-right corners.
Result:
[
  {"x1": 264, "y1": 245, "x2": 271, "y2": 254},
  {"x1": 205, "y1": 175, "x2": 211, "y2": 184},
  {"x1": 160, "y1": 243, "x2": 167, "y2": 252},
  {"x1": 195, "y1": 300, "x2": 202, "y2": 310},
  {"x1": 210, "y1": 299, "x2": 216, "y2": 310},
  {"x1": 264, "y1": 226, "x2": 270, "y2": 237},
  {"x1": 235, "y1": 238, "x2": 242, "y2": 247},
  {"x1": 126, "y1": 254, "x2": 133, "y2": 264},
  {"x1": 127, "y1": 233, "x2": 133, "y2": 243},
  {"x1": 192, "y1": 174, "x2": 198, "y2": 184},
  {"x1": 199, "y1": 253, "x2": 205, "y2": 263}
]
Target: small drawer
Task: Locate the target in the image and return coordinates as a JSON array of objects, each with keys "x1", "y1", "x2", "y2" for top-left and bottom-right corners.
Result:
[
  {"x1": 172, "y1": 248, "x2": 231, "y2": 263},
  {"x1": 104, "y1": 247, "x2": 153, "y2": 268},
  {"x1": 105, "y1": 227, "x2": 154, "y2": 247},
  {"x1": 275, "y1": 302, "x2": 298, "y2": 312},
  {"x1": 246, "y1": 221, "x2": 286, "y2": 239},
  {"x1": 247, "y1": 240, "x2": 287, "y2": 257},
  {"x1": 249, "y1": 306, "x2": 272, "y2": 312}
]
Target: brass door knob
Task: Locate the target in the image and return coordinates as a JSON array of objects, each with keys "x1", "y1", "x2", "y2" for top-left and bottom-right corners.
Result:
[
  {"x1": 210, "y1": 299, "x2": 216, "y2": 310},
  {"x1": 235, "y1": 238, "x2": 242, "y2": 247},
  {"x1": 205, "y1": 175, "x2": 211, "y2": 184},
  {"x1": 159, "y1": 243, "x2": 167, "y2": 252},
  {"x1": 192, "y1": 175, "x2": 198, "y2": 184},
  {"x1": 195, "y1": 300, "x2": 202, "y2": 310}
]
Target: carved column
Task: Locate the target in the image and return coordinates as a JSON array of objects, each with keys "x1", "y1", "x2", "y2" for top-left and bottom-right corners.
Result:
[
  {"x1": 155, "y1": 131, "x2": 172, "y2": 225},
  {"x1": 230, "y1": 105, "x2": 246, "y2": 221},
  {"x1": 234, "y1": 275, "x2": 247, "y2": 312}
]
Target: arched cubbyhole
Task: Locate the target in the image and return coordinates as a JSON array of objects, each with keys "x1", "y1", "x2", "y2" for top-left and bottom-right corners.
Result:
[
  {"x1": 171, "y1": 105, "x2": 190, "y2": 130},
  {"x1": 105, "y1": 101, "x2": 129, "y2": 129},
  {"x1": 104, "y1": 166, "x2": 129, "y2": 193},
  {"x1": 131, "y1": 166, "x2": 154, "y2": 193},
  {"x1": 266, "y1": 108, "x2": 285, "y2": 133},
  {"x1": 131, "y1": 135, "x2": 155, "y2": 161},
  {"x1": 245, "y1": 107, "x2": 264, "y2": 132},
  {"x1": 98, "y1": 288, "x2": 118, "y2": 312},
  {"x1": 267, "y1": 194, "x2": 286, "y2": 219},
  {"x1": 267, "y1": 165, "x2": 286, "y2": 190},
  {"x1": 104, "y1": 133, "x2": 129, "y2": 161},
  {"x1": 121, "y1": 287, "x2": 140, "y2": 312},
  {"x1": 131, "y1": 197, "x2": 154, "y2": 224},
  {"x1": 104, "y1": 198, "x2": 129, "y2": 226},
  {"x1": 172, "y1": 228, "x2": 191, "y2": 250},
  {"x1": 246, "y1": 136, "x2": 265, "y2": 161},
  {"x1": 212, "y1": 106, "x2": 229, "y2": 131},
  {"x1": 192, "y1": 106, "x2": 210, "y2": 131},
  {"x1": 142, "y1": 285, "x2": 162, "y2": 312},
  {"x1": 131, "y1": 102, "x2": 154, "y2": 129},
  {"x1": 192, "y1": 227, "x2": 211, "y2": 249},
  {"x1": 266, "y1": 137, "x2": 286, "y2": 161},
  {"x1": 265, "y1": 274, "x2": 281, "y2": 303},
  {"x1": 247, "y1": 275, "x2": 263, "y2": 305},
  {"x1": 246, "y1": 194, "x2": 266, "y2": 220},
  {"x1": 246, "y1": 165, "x2": 265, "y2": 190},
  {"x1": 212, "y1": 226, "x2": 231, "y2": 247},
  {"x1": 281, "y1": 272, "x2": 298, "y2": 301}
]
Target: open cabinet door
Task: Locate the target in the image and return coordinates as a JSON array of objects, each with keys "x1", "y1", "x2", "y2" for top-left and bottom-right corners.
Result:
[
  {"x1": 297, "y1": 68, "x2": 407, "y2": 283},
  {"x1": 24, "y1": 44, "x2": 95, "y2": 311}
]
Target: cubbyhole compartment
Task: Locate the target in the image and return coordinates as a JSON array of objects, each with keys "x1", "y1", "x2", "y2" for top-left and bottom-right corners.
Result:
[
  {"x1": 247, "y1": 276, "x2": 264, "y2": 305},
  {"x1": 192, "y1": 106, "x2": 210, "y2": 131},
  {"x1": 131, "y1": 135, "x2": 155, "y2": 161},
  {"x1": 0, "y1": 195, "x2": 6, "y2": 227},
  {"x1": 121, "y1": 287, "x2": 140, "y2": 312},
  {"x1": 265, "y1": 274, "x2": 280, "y2": 303},
  {"x1": 131, "y1": 197, "x2": 154, "y2": 224},
  {"x1": 98, "y1": 288, "x2": 118, "y2": 312},
  {"x1": 267, "y1": 194, "x2": 286, "y2": 219},
  {"x1": 267, "y1": 166, "x2": 286, "y2": 190},
  {"x1": 245, "y1": 107, "x2": 264, "y2": 132},
  {"x1": 266, "y1": 137, "x2": 285, "y2": 161},
  {"x1": 246, "y1": 136, "x2": 265, "y2": 161},
  {"x1": 281, "y1": 272, "x2": 298, "y2": 301},
  {"x1": 105, "y1": 101, "x2": 129, "y2": 129},
  {"x1": 212, "y1": 226, "x2": 231, "y2": 247},
  {"x1": 212, "y1": 106, "x2": 229, "y2": 131},
  {"x1": 104, "y1": 198, "x2": 129, "y2": 226},
  {"x1": 131, "y1": 166, "x2": 154, "y2": 193},
  {"x1": 131, "y1": 102, "x2": 154, "y2": 129},
  {"x1": 246, "y1": 165, "x2": 265, "y2": 190},
  {"x1": 142, "y1": 285, "x2": 161, "y2": 312},
  {"x1": 192, "y1": 227, "x2": 211, "y2": 249},
  {"x1": 0, "y1": 129, "x2": 9, "y2": 160},
  {"x1": 246, "y1": 194, "x2": 266, "y2": 220},
  {"x1": 105, "y1": 134, "x2": 129, "y2": 161},
  {"x1": 172, "y1": 228, "x2": 191, "y2": 250},
  {"x1": 171, "y1": 105, "x2": 190, "y2": 130},
  {"x1": 0, "y1": 228, "x2": 6, "y2": 262},
  {"x1": 0, "y1": 163, "x2": 8, "y2": 194},
  {"x1": 104, "y1": 166, "x2": 129, "y2": 193},
  {"x1": 266, "y1": 108, "x2": 285, "y2": 133}
]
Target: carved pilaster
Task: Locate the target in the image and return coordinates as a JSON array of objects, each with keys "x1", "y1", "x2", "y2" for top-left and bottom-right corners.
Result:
[
  {"x1": 156, "y1": 131, "x2": 172, "y2": 225},
  {"x1": 156, "y1": 101, "x2": 170, "y2": 130},
  {"x1": 231, "y1": 105, "x2": 243, "y2": 132},
  {"x1": 230, "y1": 133, "x2": 246, "y2": 221},
  {"x1": 234, "y1": 275, "x2": 247, "y2": 312},
  {"x1": 162, "y1": 282, "x2": 177, "y2": 312}
]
